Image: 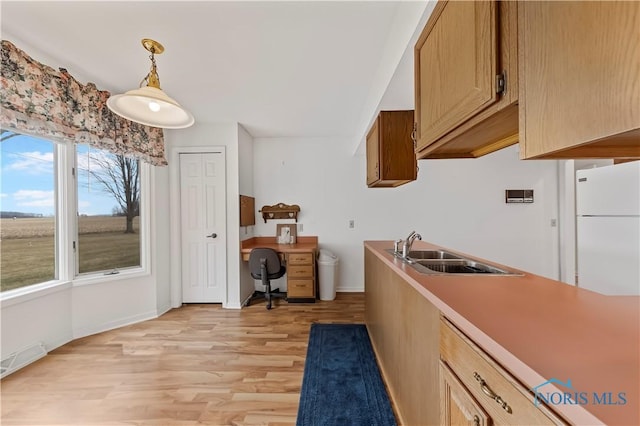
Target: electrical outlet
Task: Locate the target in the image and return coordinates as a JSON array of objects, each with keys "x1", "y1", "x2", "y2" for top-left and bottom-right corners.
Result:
[
  {"x1": 298, "y1": 223, "x2": 303, "y2": 232},
  {"x1": 349, "y1": 220, "x2": 355, "y2": 229}
]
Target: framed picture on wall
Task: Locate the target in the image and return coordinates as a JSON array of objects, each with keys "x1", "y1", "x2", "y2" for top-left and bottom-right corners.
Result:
[{"x1": 276, "y1": 224, "x2": 297, "y2": 244}]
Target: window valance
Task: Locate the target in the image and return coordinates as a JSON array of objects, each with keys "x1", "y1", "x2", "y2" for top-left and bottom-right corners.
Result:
[{"x1": 0, "y1": 40, "x2": 167, "y2": 166}]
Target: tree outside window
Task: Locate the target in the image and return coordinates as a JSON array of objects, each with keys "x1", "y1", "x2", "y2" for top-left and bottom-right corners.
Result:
[{"x1": 76, "y1": 145, "x2": 141, "y2": 275}]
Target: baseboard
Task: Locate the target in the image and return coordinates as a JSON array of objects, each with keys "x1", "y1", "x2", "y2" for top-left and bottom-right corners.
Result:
[
  {"x1": 225, "y1": 303, "x2": 243, "y2": 309},
  {"x1": 336, "y1": 286, "x2": 364, "y2": 293},
  {"x1": 233, "y1": 292, "x2": 254, "y2": 310},
  {"x1": 72, "y1": 309, "x2": 158, "y2": 340}
]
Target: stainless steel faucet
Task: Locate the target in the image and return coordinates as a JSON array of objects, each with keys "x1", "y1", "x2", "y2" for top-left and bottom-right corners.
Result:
[{"x1": 402, "y1": 231, "x2": 422, "y2": 258}]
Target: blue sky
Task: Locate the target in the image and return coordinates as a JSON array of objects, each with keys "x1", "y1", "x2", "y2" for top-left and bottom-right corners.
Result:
[{"x1": 1, "y1": 133, "x2": 119, "y2": 216}]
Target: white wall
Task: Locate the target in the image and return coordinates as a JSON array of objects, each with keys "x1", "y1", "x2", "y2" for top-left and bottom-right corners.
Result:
[
  {"x1": 154, "y1": 165, "x2": 173, "y2": 313},
  {"x1": 237, "y1": 124, "x2": 257, "y2": 304},
  {"x1": 253, "y1": 139, "x2": 560, "y2": 291},
  {"x1": 1, "y1": 284, "x2": 73, "y2": 359}
]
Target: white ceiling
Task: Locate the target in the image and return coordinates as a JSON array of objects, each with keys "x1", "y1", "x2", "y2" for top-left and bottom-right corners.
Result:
[{"x1": 1, "y1": 1, "x2": 431, "y2": 142}]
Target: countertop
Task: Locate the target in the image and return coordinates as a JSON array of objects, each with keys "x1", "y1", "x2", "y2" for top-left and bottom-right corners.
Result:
[
  {"x1": 240, "y1": 236, "x2": 318, "y2": 260},
  {"x1": 365, "y1": 240, "x2": 639, "y2": 426}
]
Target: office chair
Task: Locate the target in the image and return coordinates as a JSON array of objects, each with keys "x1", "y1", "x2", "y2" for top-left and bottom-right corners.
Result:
[{"x1": 246, "y1": 248, "x2": 287, "y2": 309}]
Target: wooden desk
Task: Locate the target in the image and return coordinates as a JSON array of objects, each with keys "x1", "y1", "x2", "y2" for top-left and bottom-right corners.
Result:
[{"x1": 241, "y1": 236, "x2": 318, "y2": 302}]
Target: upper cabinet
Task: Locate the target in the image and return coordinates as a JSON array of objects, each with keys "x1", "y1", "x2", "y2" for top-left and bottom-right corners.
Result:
[
  {"x1": 518, "y1": 1, "x2": 640, "y2": 159},
  {"x1": 366, "y1": 110, "x2": 417, "y2": 187},
  {"x1": 414, "y1": 1, "x2": 519, "y2": 159}
]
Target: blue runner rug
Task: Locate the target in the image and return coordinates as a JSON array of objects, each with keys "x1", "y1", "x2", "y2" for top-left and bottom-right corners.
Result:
[{"x1": 296, "y1": 323, "x2": 397, "y2": 426}]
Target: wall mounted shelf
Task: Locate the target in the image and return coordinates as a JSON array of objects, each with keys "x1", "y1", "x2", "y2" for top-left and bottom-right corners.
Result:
[{"x1": 259, "y1": 203, "x2": 300, "y2": 223}]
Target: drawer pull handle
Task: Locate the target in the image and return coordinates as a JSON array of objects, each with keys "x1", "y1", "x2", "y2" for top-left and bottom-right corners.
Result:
[
  {"x1": 473, "y1": 415, "x2": 480, "y2": 426},
  {"x1": 473, "y1": 372, "x2": 512, "y2": 414}
]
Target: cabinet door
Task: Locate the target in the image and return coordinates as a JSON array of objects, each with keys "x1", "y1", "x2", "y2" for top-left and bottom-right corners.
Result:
[
  {"x1": 519, "y1": 1, "x2": 640, "y2": 159},
  {"x1": 441, "y1": 361, "x2": 491, "y2": 426},
  {"x1": 366, "y1": 119, "x2": 380, "y2": 185},
  {"x1": 415, "y1": 1, "x2": 498, "y2": 151},
  {"x1": 366, "y1": 111, "x2": 417, "y2": 187}
]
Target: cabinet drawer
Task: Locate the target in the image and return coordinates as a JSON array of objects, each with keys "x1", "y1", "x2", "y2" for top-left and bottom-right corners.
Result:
[
  {"x1": 287, "y1": 264, "x2": 314, "y2": 278},
  {"x1": 440, "y1": 318, "x2": 565, "y2": 425},
  {"x1": 288, "y1": 252, "x2": 314, "y2": 265},
  {"x1": 287, "y1": 279, "x2": 314, "y2": 298}
]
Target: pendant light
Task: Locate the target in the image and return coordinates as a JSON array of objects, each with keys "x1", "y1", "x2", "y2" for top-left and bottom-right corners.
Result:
[{"x1": 107, "y1": 38, "x2": 194, "y2": 129}]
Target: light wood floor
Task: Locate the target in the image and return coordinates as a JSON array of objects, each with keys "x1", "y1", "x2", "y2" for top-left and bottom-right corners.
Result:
[{"x1": 0, "y1": 293, "x2": 365, "y2": 426}]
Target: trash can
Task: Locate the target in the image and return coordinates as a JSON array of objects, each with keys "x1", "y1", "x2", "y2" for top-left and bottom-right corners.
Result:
[{"x1": 317, "y1": 249, "x2": 339, "y2": 301}]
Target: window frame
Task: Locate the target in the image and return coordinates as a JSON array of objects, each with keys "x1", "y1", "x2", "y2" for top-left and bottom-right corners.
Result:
[
  {"x1": 72, "y1": 144, "x2": 151, "y2": 285},
  {"x1": 0, "y1": 133, "x2": 60, "y2": 298}
]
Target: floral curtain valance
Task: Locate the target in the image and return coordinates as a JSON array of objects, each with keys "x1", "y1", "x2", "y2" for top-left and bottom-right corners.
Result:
[{"x1": 0, "y1": 40, "x2": 167, "y2": 166}]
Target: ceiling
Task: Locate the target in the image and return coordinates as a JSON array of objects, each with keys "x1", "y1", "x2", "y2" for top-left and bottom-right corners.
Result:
[{"x1": 1, "y1": 1, "x2": 431, "y2": 143}]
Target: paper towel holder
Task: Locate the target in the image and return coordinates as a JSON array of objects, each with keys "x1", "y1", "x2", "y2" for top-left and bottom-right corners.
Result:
[{"x1": 259, "y1": 202, "x2": 300, "y2": 223}]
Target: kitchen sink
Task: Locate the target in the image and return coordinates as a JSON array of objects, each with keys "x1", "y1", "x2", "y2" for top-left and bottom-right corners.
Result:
[
  {"x1": 386, "y1": 249, "x2": 522, "y2": 276},
  {"x1": 412, "y1": 259, "x2": 514, "y2": 275},
  {"x1": 385, "y1": 249, "x2": 462, "y2": 260},
  {"x1": 406, "y1": 250, "x2": 462, "y2": 260}
]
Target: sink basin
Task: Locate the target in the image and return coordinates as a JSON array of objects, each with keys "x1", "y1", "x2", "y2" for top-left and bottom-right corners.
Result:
[
  {"x1": 385, "y1": 249, "x2": 462, "y2": 260},
  {"x1": 413, "y1": 259, "x2": 512, "y2": 275},
  {"x1": 407, "y1": 250, "x2": 462, "y2": 260}
]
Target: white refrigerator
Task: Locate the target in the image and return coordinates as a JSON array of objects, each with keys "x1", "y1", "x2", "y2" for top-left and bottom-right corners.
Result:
[{"x1": 576, "y1": 161, "x2": 640, "y2": 295}]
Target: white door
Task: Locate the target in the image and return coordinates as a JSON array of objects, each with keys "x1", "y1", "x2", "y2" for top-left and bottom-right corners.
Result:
[{"x1": 180, "y1": 152, "x2": 226, "y2": 303}]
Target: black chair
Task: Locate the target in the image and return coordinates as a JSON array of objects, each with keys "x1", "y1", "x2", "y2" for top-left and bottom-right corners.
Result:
[{"x1": 246, "y1": 248, "x2": 287, "y2": 309}]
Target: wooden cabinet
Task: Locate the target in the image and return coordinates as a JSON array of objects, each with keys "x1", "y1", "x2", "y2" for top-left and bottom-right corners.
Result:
[
  {"x1": 518, "y1": 1, "x2": 640, "y2": 159},
  {"x1": 366, "y1": 110, "x2": 417, "y2": 187},
  {"x1": 414, "y1": 1, "x2": 519, "y2": 159},
  {"x1": 364, "y1": 248, "x2": 440, "y2": 425},
  {"x1": 286, "y1": 251, "x2": 315, "y2": 302},
  {"x1": 239, "y1": 195, "x2": 255, "y2": 226},
  {"x1": 440, "y1": 318, "x2": 566, "y2": 425}
]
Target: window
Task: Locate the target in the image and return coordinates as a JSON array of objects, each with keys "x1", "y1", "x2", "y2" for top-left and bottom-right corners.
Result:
[
  {"x1": 0, "y1": 131, "x2": 146, "y2": 293},
  {"x1": 76, "y1": 145, "x2": 141, "y2": 275},
  {"x1": 0, "y1": 133, "x2": 56, "y2": 291}
]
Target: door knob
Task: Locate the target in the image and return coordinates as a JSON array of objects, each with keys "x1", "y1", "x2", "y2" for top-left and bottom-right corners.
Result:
[{"x1": 206, "y1": 233, "x2": 217, "y2": 238}]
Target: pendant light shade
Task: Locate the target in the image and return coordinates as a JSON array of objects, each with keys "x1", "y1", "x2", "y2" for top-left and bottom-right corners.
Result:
[{"x1": 107, "y1": 39, "x2": 194, "y2": 129}]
